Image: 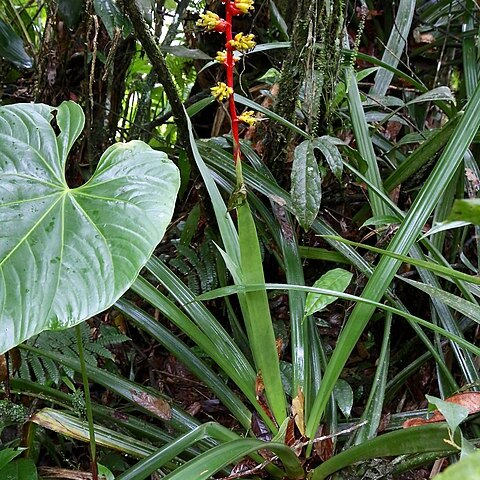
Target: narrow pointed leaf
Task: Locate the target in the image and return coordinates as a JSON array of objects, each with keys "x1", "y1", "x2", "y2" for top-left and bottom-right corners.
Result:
[{"x1": 0, "y1": 101, "x2": 179, "y2": 353}]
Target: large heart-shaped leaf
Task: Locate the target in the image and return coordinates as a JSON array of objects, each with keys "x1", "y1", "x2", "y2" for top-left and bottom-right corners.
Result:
[{"x1": 0, "y1": 101, "x2": 179, "y2": 353}]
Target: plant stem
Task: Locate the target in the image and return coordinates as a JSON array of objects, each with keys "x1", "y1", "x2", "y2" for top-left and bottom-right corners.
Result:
[
  {"x1": 225, "y1": 2, "x2": 241, "y2": 167},
  {"x1": 75, "y1": 325, "x2": 98, "y2": 480}
]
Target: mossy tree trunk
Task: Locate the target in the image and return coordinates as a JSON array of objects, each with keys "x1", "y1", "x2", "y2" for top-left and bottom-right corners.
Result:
[{"x1": 264, "y1": 0, "x2": 345, "y2": 187}]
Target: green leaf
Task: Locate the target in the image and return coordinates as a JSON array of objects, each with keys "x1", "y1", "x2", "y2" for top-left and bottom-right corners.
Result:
[
  {"x1": 312, "y1": 136, "x2": 343, "y2": 180},
  {"x1": 98, "y1": 464, "x2": 115, "y2": 480},
  {"x1": 0, "y1": 18, "x2": 33, "y2": 69},
  {"x1": 290, "y1": 140, "x2": 321, "y2": 230},
  {"x1": 57, "y1": 0, "x2": 85, "y2": 28},
  {"x1": 310, "y1": 423, "x2": 457, "y2": 480},
  {"x1": 333, "y1": 379, "x2": 353, "y2": 419},
  {"x1": 93, "y1": 0, "x2": 132, "y2": 38},
  {"x1": 304, "y1": 268, "x2": 353, "y2": 317},
  {"x1": 0, "y1": 449, "x2": 25, "y2": 471},
  {"x1": 434, "y1": 450, "x2": 480, "y2": 480},
  {"x1": 406, "y1": 86, "x2": 455, "y2": 105},
  {"x1": 0, "y1": 101, "x2": 179, "y2": 353},
  {"x1": 448, "y1": 199, "x2": 480, "y2": 224},
  {"x1": 0, "y1": 459, "x2": 37, "y2": 480},
  {"x1": 426, "y1": 395, "x2": 469, "y2": 434}
]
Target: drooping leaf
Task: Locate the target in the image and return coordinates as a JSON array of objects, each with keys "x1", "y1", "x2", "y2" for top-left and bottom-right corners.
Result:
[
  {"x1": 312, "y1": 136, "x2": 344, "y2": 180},
  {"x1": 0, "y1": 101, "x2": 180, "y2": 353},
  {"x1": 0, "y1": 18, "x2": 33, "y2": 69},
  {"x1": 304, "y1": 268, "x2": 353, "y2": 317},
  {"x1": 290, "y1": 140, "x2": 321, "y2": 230}
]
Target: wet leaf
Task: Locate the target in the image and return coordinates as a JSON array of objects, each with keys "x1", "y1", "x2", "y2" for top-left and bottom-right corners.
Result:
[
  {"x1": 334, "y1": 379, "x2": 353, "y2": 419},
  {"x1": 291, "y1": 140, "x2": 321, "y2": 230},
  {"x1": 305, "y1": 268, "x2": 353, "y2": 317},
  {"x1": 0, "y1": 101, "x2": 179, "y2": 353}
]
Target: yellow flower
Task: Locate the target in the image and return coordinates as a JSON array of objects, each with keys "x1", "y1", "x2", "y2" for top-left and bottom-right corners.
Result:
[
  {"x1": 228, "y1": 33, "x2": 256, "y2": 52},
  {"x1": 233, "y1": 0, "x2": 255, "y2": 15},
  {"x1": 238, "y1": 110, "x2": 257, "y2": 126},
  {"x1": 215, "y1": 50, "x2": 239, "y2": 64},
  {"x1": 211, "y1": 82, "x2": 234, "y2": 101},
  {"x1": 196, "y1": 11, "x2": 227, "y2": 32}
]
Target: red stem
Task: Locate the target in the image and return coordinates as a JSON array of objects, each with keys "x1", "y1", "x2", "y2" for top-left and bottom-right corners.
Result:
[{"x1": 225, "y1": 2, "x2": 241, "y2": 165}]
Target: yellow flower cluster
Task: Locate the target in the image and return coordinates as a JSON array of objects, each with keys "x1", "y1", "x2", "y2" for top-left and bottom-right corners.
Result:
[
  {"x1": 233, "y1": 0, "x2": 255, "y2": 14},
  {"x1": 238, "y1": 110, "x2": 257, "y2": 126},
  {"x1": 215, "y1": 50, "x2": 239, "y2": 64},
  {"x1": 211, "y1": 82, "x2": 234, "y2": 101},
  {"x1": 196, "y1": 11, "x2": 226, "y2": 31},
  {"x1": 228, "y1": 33, "x2": 256, "y2": 52}
]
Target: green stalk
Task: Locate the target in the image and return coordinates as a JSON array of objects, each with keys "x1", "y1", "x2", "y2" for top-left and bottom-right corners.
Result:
[{"x1": 75, "y1": 324, "x2": 98, "y2": 480}]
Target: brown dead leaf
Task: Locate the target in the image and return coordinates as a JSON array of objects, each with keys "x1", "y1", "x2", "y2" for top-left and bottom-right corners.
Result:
[
  {"x1": 314, "y1": 424, "x2": 334, "y2": 461},
  {"x1": 255, "y1": 370, "x2": 265, "y2": 397},
  {"x1": 285, "y1": 416, "x2": 296, "y2": 447},
  {"x1": 251, "y1": 411, "x2": 272, "y2": 442},
  {"x1": 275, "y1": 337, "x2": 283, "y2": 358},
  {"x1": 403, "y1": 392, "x2": 480, "y2": 428},
  {"x1": 130, "y1": 390, "x2": 172, "y2": 420},
  {"x1": 291, "y1": 387, "x2": 305, "y2": 436}
]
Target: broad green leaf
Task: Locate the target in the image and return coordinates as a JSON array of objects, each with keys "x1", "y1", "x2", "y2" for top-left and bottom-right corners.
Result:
[
  {"x1": 57, "y1": 0, "x2": 84, "y2": 28},
  {"x1": 304, "y1": 268, "x2": 353, "y2": 317},
  {"x1": 0, "y1": 18, "x2": 33, "y2": 69},
  {"x1": 0, "y1": 449, "x2": 25, "y2": 471},
  {"x1": 435, "y1": 450, "x2": 480, "y2": 480},
  {"x1": 426, "y1": 395, "x2": 469, "y2": 434},
  {"x1": 333, "y1": 379, "x2": 353, "y2": 419},
  {"x1": 0, "y1": 459, "x2": 37, "y2": 480},
  {"x1": 291, "y1": 140, "x2": 321, "y2": 230},
  {"x1": 93, "y1": 0, "x2": 132, "y2": 38},
  {"x1": 0, "y1": 101, "x2": 179, "y2": 353},
  {"x1": 448, "y1": 199, "x2": 480, "y2": 224}
]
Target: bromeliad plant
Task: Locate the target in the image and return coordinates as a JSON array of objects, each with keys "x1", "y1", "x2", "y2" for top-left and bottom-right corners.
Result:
[{"x1": 198, "y1": 0, "x2": 288, "y2": 424}]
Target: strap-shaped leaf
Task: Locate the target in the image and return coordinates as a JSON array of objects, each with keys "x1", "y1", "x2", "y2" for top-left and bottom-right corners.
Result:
[{"x1": 0, "y1": 101, "x2": 179, "y2": 353}]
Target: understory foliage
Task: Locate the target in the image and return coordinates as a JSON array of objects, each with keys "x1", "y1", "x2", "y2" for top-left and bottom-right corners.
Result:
[{"x1": 2, "y1": 1, "x2": 480, "y2": 479}]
